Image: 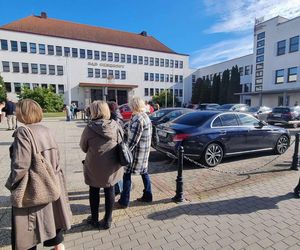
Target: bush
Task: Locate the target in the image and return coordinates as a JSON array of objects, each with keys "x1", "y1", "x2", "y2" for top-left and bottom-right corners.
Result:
[
  {"x1": 152, "y1": 90, "x2": 179, "y2": 107},
  {"x1": 0, "y1": 75, "x2": 7, "y2": 102}
]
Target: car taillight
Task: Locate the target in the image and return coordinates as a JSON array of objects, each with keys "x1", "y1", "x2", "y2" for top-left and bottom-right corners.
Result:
[
  {"x1": 285, "y1": 112, "x2": 293, "y2": 118},
  {"x1": 173, "y1": 133, "x2": 191, "y2": 142},
  {"x1": 268, "y1": 112, "x2": 272, "y2": 117}
]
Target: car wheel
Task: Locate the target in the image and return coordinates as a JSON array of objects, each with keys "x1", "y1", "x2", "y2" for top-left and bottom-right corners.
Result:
[
  {"x1": 292, "y1": 123, "x2": 298, "y2": 128},
  {"x1": 202, "y1": 143, "x2": 224, "y2": 167},
  {"x1": 274, "y1": 135, "x2": 289, "y2": 154}
]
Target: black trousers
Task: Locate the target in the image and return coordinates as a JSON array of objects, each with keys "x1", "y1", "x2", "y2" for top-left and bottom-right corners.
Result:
[
  {"x1": 89, "y1": 185, "x2": 115, "y2": 222},
  {"x1": 295, "y1": 178, "x2": 300, "y2": 192}
]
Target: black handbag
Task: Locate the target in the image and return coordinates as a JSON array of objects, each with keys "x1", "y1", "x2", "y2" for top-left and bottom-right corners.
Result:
[{"x1": 117, "y1": 129, "x2": 133, "y2": 166}]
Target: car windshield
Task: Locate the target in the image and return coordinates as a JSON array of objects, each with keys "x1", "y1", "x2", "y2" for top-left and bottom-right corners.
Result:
[
  {"x1": 273, "y1": 107, "x2": 290, "y2": 113},
  {"x1": 249, "y1": 107, "x2": 259, "y2": 112},
  {"x1": 149, "y1": 109, "x2": 171, "y2": 120},
  {"x1": 217, "y1": 104, "x2": 234, "y2": 110},
  {"x1": 173, "y1": 112, "x2": 215, "y2": 126}
]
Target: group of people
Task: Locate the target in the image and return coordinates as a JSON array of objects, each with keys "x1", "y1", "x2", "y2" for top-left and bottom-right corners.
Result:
[
  {"x1": 0, "y1": 98, "x2": 17, "y2": 130},
  {"x1": 6, "y1": 96, "x2": 153, "y2": 250}
]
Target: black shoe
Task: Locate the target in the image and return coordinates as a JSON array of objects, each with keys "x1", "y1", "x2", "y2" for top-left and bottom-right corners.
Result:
[
  {"x1": 294, "y1": 189, "x2": 300, "y2": 198},
  {"x1": 114, "y1": 202, "x2": 128, "y2": 209},
  {"x1": 136, "y1": 196, "x2": 153, "y2": 203},
  {"x1": 84, "y1": 216, "x2": 100, "y2": 228},
  {"x1": 99, "y1": 219, "x2": 112, "y2": 230}
]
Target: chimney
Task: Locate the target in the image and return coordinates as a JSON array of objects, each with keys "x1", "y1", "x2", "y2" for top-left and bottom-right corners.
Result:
[
  {"x1": 40, "y1": 12, "x2": 47, "y2": 19},
  {"x1": 140, "y1": 31, "x2": 147, "y2": 37}
]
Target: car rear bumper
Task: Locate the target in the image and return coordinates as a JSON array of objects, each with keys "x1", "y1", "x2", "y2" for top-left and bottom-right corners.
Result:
[{"x1": 267, "y1": 118, "x2": 300, "y2": 125}]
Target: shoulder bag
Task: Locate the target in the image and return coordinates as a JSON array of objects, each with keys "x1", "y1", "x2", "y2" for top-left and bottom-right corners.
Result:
[{"x1": 117, "y1": 128, "x2": 133, "y2": 166}]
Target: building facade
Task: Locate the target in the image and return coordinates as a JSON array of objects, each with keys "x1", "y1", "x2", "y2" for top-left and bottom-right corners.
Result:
[{"x1": 0, "y1": 13, "x2": 190, "y2": 108}]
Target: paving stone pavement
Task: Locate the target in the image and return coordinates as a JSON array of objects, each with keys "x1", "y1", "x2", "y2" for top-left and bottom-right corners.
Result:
[{"x1": 1, "y1": 117, "x2": 300, "y2": 250}]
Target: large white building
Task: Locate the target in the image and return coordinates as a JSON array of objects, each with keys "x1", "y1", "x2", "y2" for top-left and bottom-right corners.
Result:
[{"x1": 0, "y1": 12, "x2": 190, "y2": 108}]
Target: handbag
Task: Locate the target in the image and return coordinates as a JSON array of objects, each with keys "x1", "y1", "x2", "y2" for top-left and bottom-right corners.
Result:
[
  {"x1": 10, "y1": 126, "x2": 60, "y2": 208},
  {"x1": 117, "y1": 129, "x2": 133, "y2": 166}
]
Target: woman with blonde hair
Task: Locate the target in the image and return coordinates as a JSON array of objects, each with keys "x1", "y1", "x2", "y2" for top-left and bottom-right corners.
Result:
[
  {"x1": 80, "y1": 100, "x2": 123, "y2": 229},
  {"x1": 6, "y1": 99, "x2": 72, "y2": 250},
  {"x1": 117, "y1": 96, "x2": 153, "y2": 208}
]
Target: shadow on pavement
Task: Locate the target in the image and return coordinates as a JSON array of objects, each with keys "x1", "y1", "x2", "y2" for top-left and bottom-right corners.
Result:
[{"x1": 148, "y1": 193, "x2": 294, "y2": 220}]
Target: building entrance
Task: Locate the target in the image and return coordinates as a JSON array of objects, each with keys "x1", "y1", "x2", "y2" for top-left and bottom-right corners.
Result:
[
  {"x1": 117, "y1": 90, "x2": 127, "y2": 105},
  {"x1": 91, "y1": 89, "x2": 103, "y2": 102}
]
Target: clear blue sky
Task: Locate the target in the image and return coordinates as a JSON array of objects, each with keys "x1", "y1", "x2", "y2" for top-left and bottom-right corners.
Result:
[{"x1": 1, "y1": 0, "x2": 299, "y2": 68}]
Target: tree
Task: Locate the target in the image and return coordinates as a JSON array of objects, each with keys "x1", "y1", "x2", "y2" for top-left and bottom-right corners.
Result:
[
  {"x1": 211, "y1": 74, "x2": 220, "y2": 103},
  {"x1": 18, "y1": 86, "x2": 64, "y2": 112},
  {"x1": 219, "y1": 69, "x2": 230, "y2": 104},
  {"x1": 191, "y1": 77, "x2": 203, "y2": 104},
  {"x1": 0, "y1": 75, "x2": 7, "y2": 102},
  {"x1": 228, "y1": 65, "x2": 241, "y2": 103},
  {"x1": 200, "y1": 78, "x2": 212, "y2": 103},
  {"x1": 152, "y1": 90, "x2": 178, "y2": 107}
]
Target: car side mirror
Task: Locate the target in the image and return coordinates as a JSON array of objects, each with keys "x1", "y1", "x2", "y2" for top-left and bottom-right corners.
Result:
[
  {"x1": 161, "y1": 117, "x2": 170, "y2": 123},
  {"x1": 255, "y1": 121, "x2": 265, "y2": 128}
]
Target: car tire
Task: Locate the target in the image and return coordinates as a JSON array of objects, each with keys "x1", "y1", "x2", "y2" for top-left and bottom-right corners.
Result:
[
  {"x1": 201, "y1": 143, "x2": 224, "y2": 167},
  {"x1": 274, "y1": 135, "x2": 289, "y2": 154}
]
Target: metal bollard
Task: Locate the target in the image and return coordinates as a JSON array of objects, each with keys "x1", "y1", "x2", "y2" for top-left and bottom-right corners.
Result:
[
  {"x1": 172, "y1": 146, "x2": 185, "y2": 203},
  {"x1": 291, "y1": 133, "x2": 300, "y2": 171}
]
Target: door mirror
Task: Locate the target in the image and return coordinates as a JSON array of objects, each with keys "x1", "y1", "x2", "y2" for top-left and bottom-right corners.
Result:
[{"x1": 255, "y1": 120, "x2": 265, "y2": 128}]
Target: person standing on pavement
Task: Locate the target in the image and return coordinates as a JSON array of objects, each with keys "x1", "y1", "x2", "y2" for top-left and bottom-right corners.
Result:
[
  {"x1": 6, "y1": 99, "x2": 72, "y2": 250},
  {"x1": 117, "y1": 96, "x2": 153, "y2": 208},
  {"x1": 3, "y1": 98, "x2": 16, "y2": 130},
  {"x1": 80, "y1": 100, "x2": 123, "y2": 229}
]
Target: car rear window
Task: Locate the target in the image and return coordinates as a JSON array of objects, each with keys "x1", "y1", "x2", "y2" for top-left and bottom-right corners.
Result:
[
  {"x1": 173, "y1": 112, "x2": 215, "y2": 126},
  {"x1": 273, "y1": 107, "x2": 290, "y2": 113}
]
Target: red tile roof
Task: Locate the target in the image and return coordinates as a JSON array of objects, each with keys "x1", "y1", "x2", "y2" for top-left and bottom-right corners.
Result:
[{"x1": 0, "y1": 15, "x2": 178, "y2": 54}]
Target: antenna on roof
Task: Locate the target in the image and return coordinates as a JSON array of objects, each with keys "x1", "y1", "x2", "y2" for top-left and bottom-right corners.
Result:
[
  {"x1": 40, "y1": 12, "x2": 47, "y2": 19},
  {"x1": 140, "y1": 31, "x2": 147, "y2": 37}
]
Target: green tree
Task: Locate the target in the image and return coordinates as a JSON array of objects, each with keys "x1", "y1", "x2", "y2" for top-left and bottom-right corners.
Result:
[
  {"x1": 152, "y1": 90, "x2": 178, "y2": 107},
  {"x1": 211, "y1": 74, "x2": 220, "y2": 103},
  {"x1": 219, "y1": 69, "x2": 230, "y2": 104},
  {"x1": 201, "y1": 78, "x2": 212, "y2": 103},
  {"x1": 191, "y1": 77, "x2": 202, "y2": 104},
  {"x1": 19, "y1": 86, "x2": 64, "y2": 112},
  {"x1": 228, "y1": 65, "x2": 241, "y2": 103},
  {"x1": 0, "y1": 75, "x2": 7, "y2": 102}
]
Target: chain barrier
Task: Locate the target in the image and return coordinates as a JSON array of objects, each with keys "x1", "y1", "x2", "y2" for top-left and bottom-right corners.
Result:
[{"x1": 160, "y1": 137, "x2": 296, "y2": 176}]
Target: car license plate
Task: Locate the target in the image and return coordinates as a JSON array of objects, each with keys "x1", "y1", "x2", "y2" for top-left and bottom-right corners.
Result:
[
  {"x1": 273, "y1": 114, "x2": 281, "y2": 117},
  {"x1": 158, "y1": 130, "x2": 167, "y2": 137}
]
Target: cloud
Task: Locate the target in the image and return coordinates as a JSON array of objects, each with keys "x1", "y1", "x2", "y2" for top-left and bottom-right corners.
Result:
[
  {"x1": 190, "y1": 36, "x2": 253, "y2": 68},
  {"x1": 204, "y1": 0, "x2": 300, "y2": 33}
]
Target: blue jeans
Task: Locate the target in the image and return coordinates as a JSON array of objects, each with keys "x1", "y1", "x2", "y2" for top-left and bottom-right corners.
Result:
[{"x1": 118, "y1": 172, "x2": 152, "y2": 206}]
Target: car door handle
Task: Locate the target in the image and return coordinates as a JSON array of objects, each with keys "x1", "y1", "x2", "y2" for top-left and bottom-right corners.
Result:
[{"x1": 220, "y1": 130, "x2": 226, "y2": 135}]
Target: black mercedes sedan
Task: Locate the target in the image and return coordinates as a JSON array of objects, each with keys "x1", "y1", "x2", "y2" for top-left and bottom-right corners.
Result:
[{"x1": 155, "y1": 111, "x2": 290, "y2": 167}]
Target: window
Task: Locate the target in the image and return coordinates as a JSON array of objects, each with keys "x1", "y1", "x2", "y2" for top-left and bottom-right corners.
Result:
[
  {"x1": 115, "y1": 70, "x2": 120, "y2": 79},
  {"x1": 256, "y1": 70, "x2": 263, "y2": 77},
  {"x1": 150, "y1": 57, "x2": 154, "y2": 66},
  {"x1": 160, "y1": 58, "x2": 164, "y2": 67},
  {"x1": 0, "y1": 39, "x2": 8, "y2": 50},
  {"x1": 192, "y1": 75, "x2": 196, "y2": 83},
  {"x1": 150, "y1": 88, "x2": 154, "y2": 96},
  {"x1": 175, "y1": 89, "x2": 178, "y2": 96},
  {"x1": 31, "y1": 63, "x2": 38, "y2": 74},
  {"x1": 64, "y1": 47, "x2": 70, "y2": 56},
  {"x1": 87, "y1": 50, "x2": 93, "y2": 59},
  {"x1": 47, "y1": 45, "x2": 54, "y2": 55},
  {"x1": 108, "y1": 52, "x2": 113, "y2": 61},
  {"x1": 40, "y1": 64, "x2": 47, "y2": 74},
  {"x1": 49, "y1": 65, "x2": 55, "y2": 75},
  {"x1": 144, "y1": 72, "x2": 149, "y2": 81},
  {"x1": 170, "y1": 60, "x2": 174, "y2": 68},
  {"x1": 257, "y1": 32, "x2": 265, "y2": 40},
  {"x1": 102, "y1": 69, "x2": 107, "y2": 78},
  {"x1": 165, "y1": 74, "x2": 169, "y2": 82},
  {"x1": 121, "y1": 71, "x2": 126, "y2": 79},
  {"x1": 88, "y1": 68, "x2": 93, "y2": 77},
  {"x1": 256, "y1": 63, "x2": 264, "y2": 70},
  {"x1": 277, "y1": 40, "x2": 286, "y2": 56},
  {"x1": 144, "y1": 57, "x2": 148, "y2": 65},
  {"x1": 165, "y1": 59, "x2": 169, "y2": 67},
  {"x1": 288, "y1": 67, "x2": 297, "y2": 82},
  {"x1": 275, "y1": 69, "x2": 284, "y2": 84},
  {"x1": 126, "y1": 54, "x2": 131, "y2": 63},
  {"x1": 14, "y1": 83, "x2": 21, "y2": 93},
  {"x1": 95, "y1": 69, "x2": 100, "y2": 78},
  {"x1": 179, "y1": 89, "x2": 183, "y2": 97},
  {"x1": 179, "y1": 75, "x2": 183, "y2": 83},
  {"x1": 29, "y1": 43, "x2": 36, "y2": 53},
  {"x1": 5, "y1": 82, "x2": 12, "y2": 92},
  {"x1": 256, "y1": 56, "x2": 264, "y2": 63},
  {"x1": 160, "y1": 74, "x2": 164, "y2": 82},
  {"x1": 150, "y1": 73, "x2": 154, "y2": 81},
  {"x1": 257, "y1": 40, "x2": 265, "y2": 48},
  {"x1": 72, "y1": 48, "x2": 78, "y2": 57},
  {"x1": 144, "y1": 88, "x2": 149, "y2": 96},
  {"x1": 289, "y1": 36, "x2": 299, "y2": 53},
  {"x1": 23, "y1": 83, "x2": 30, "y2": 89},
  {"x1": 101, "y1": 51, "x2": 107, "y2": 61},
  {"x1": 114, "y1": 53, "x2": 120, "y2": 62},
  {"x1": 138, "y1": 56, "x2": 143, "y2": 64},
  {"x1": 32, "y1": 83, "x2": 39, "y2": 89},
  {"x1": 11, "y1": 41, "x2": 18, "y2": 51},
  {"x1": 94, "y1": 51, "x2": 100, "y2": 60},
  {"x1": 80, "y1": 49, "x2": 86, "y2": 58},
  {"x1": 255, "y1": 78, "x2": 263, "y2": 85},
  {"x1": 41, "y1": 84, "x2": 48, "y2": 89},
  {"x1": 155, "y1": 88, "x2": 159, "y2": 95},
  {"x1": 108, "y1": 70, "x2": 113, "y2": 78},
  {"x1": 175, "y1": 60, "x2": 179, "y2": 68},
  {"x1": 58, "y1": 85, "x2": 64, "y2": 94},
  {"x1": 256, "y1": 48, "x2": 264, "y2": 55},
  {"x1": 212, "y1": 117, "x2": 222, "y2": 127},
  {"x1": 238, "y1": 114, "x2": 259, "y2": 126},
  {"x1": 155, "y1": 58, "x2": 159, "y2": 66},
  {"x1": 133, "y1": 55, "x2": 137, "y2": 64},
  {"x1": 155, "y1": 73, "x2": 159, "y2": 82},
  {"x1": 20, "y1": 42, "x2": 27, "y2": 52},
  {"x1": 56, "y1": 46, "x2": 62, "y2": 56},
  {"x1": 39, "y1": 44, "x2": 46, "y2": 54},
  {"x1": 121, "y1": 54, "x2": 125, "y2": 63},
  {"x1": 57, "y1": 65, "x2": 64, "y2": 75},
  {"x1": 175, "y1": 75, "x2": 179, "y2": 83},
  {"x1": 22, "y1": 63, "x2": 29, "y2": 73},
  {"x1": 170, "y1": 75, "x2": 173, "y2": 82},
  {"x1": 220, "y1": 114, "x2": 238, "y2": 126},
  {"x1": 50, "y1": 84, "x2": 56, "y2": 93},
  {"x1": 2, "y1": 61, "x2": 10, "y2": 72},
  {"x1": 239, "y1": 67, "x2": 244, "y2": 76},
  {"x1": 12, "y1": 62, "x2": 19, "y2": 72}
]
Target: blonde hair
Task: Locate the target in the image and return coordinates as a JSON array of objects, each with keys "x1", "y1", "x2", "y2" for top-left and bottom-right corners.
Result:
[
  {"x1": 16, "y1": 99, "x2": 43, "y2": 124},
  {"x1": 129, "y1": 96, "x2": 146, "y2": 114},
  {"x1": 89, "y1": 100, "x2": 110, "y2": 120}
]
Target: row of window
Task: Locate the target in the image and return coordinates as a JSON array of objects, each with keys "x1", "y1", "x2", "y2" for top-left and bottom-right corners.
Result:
[
  {"x1": 87, "y1": 68, "x2": 126, "y2": 79},
  {"x1": 238, "y1": 65, "x2": 253, "y2": 76},
  {"x1": 0, "y1": 39, "x2": 184, "y2": 68},
  {"x1": 277, "y1": 35, "x2": 299, "y2": 56},
  {"x1": 144, "y1": 88, "x2": 183, "y2": 97},
  {"x1": 2, "y1": 61, "x2": 64, "y2": 75},
  {"x1": 275, "y1": 67, "x2": 298, "y2": 84},
  {"x1": 144, "y1": 73, "x2": 183, "y2": 83},
  {"x1": 4, "y1": 82, "x2": 64, "y2": 94}
]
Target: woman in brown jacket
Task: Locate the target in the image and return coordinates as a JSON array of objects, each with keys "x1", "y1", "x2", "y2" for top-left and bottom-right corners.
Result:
[
  {"x1": 80, "y1": 100, "x2": 123, "y2": 229},
  {"x1": 5, "y1": 99, "x2": 72, "y2": 250}
]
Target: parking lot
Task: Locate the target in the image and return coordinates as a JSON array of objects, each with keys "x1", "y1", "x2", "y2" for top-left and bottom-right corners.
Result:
[{"x1": 1, "y1": 118, "x2": 300, "y2": 249}]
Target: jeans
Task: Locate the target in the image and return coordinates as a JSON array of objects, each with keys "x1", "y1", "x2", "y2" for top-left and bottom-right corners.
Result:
[{"x1": 118, "y1": 172, "x2": 152, "y2": 206}]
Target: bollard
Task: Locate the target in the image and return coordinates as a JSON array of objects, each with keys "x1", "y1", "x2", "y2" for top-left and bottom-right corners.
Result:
[
  {"x1": 172, "y1": 146, "x2": 185, "y2": 203},
  {"x1": 291, "y1": 133, "x2": 300, "y2": 171}
]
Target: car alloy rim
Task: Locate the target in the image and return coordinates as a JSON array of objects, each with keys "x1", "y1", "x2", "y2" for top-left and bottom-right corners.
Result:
[
  {"x1": 205, "y1": 144, "x2": 223, "y2": 166},
  {"x1": 277, "y1": 136, "x2": 288, "y2": 154}
]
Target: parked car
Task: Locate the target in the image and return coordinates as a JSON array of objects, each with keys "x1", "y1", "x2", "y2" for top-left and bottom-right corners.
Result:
[
  {"x1": 217, "y1": 103, "x2": 249, "y2": 112},
  {"x1": 248, "y1": 106, "x2": 272, "y2": 121},
  {"x1": 156, "y1": 111, "x2": 290, "y2": 167},
  {"x1": 186, "y1": 104, "x2": 199, "y2": 109},
  {"x1": 197, "y1": 103, "x2": 220, "y2": 110},
  {"x1": 267, "y1": 106, "x2": 300, "y2": 128},
  {"x1": 119, "y1": 104, "x2": 132, "y2": 121}
]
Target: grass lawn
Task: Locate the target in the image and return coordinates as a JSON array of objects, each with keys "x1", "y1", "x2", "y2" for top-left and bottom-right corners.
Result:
[{"x1": 43, "y1": 112, "x2": 65, "y2": 118}]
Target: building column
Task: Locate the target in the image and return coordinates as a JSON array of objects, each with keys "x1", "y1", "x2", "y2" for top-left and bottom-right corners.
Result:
[
  {"x1": 283, "y1": 91, "x2": 287, "y2": 106},
  {"x1": 84, "y1": 88, "x2": 91, "y2": 108}
]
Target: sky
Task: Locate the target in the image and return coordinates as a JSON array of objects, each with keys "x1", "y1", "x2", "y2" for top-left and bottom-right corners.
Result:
[{"x1": 1, "y1": 0, "x2": 300, "y2": 68}]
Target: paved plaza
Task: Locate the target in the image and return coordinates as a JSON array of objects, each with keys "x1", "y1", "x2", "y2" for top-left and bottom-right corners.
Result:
[{"x1": 1, "y1": 118, "x2": 300, "y2": 250}]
